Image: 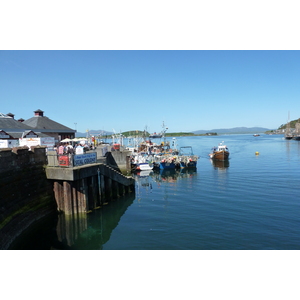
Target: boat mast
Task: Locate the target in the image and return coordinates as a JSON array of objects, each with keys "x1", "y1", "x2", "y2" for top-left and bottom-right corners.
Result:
[
  {"x1": 286, "y1": 112, "x2": 291, "y2": 136},
  {"x1": 162, "y1": 121, "x2": 168, "y2": 148}
]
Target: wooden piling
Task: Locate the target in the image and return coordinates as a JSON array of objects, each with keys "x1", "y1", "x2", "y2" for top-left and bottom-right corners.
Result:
[
  {"x1": 63, "y1": 181, "x2": 72, "y2": 214},
  {"x1": 82, "y1": 178, "x2": 89, "y2": 212},
  {"x1": 47, "y1": 162, "x2": 135, "y2": 215}
]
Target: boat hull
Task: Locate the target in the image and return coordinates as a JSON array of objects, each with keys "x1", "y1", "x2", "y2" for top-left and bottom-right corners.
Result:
[
  {"x1": 179, "y1": 161, "x2": 197, "y2": 168},
  {"x1": 136, "y1": 163, "x2": 153, "y2": 171},
  {"x1": 209, "y1": 151, "x2": 229, "y2": 161},
  {"x1": 149, "y1": 135, "x2": 163, "y2": 139},
  {"x1": 159, "y1": 162, "x2": 176, "y2": 170}
]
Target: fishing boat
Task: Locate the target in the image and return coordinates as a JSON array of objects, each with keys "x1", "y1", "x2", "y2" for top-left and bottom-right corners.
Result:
[
  {"x1": 178, "y1": 146, "x2": 199, "y2": 168},
  {"x1": 149, "y1": 121, "x2": 168, "y2": 139},
  {"x1": 209, "y1": 142, "x2": 229, "y2": 161},
  {"x1": 152, "y1": 154, "x2": 177, "y2": 170},
  {"x1": 149, "y1": 132, "x2": 163, "y2": 139},
  {"x1": 130, "y1": 153, "x2": 153, "y2": 171}
]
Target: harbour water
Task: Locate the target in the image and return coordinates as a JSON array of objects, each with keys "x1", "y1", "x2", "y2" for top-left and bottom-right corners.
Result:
[{"x1": 18, "y1": 134, "x2": 300, "y2": 250}]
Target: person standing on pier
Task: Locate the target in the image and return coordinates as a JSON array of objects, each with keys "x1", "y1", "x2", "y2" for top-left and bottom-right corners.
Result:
[
  {"x1": 66, "y1": 142, "x2": 74, "y2": 154},
  {"x1": 75, "y1": 142, "x2": 84, "y2": 154},
  {"x1": 57, "y1": 143, "x2": 65, "y2": 156}
]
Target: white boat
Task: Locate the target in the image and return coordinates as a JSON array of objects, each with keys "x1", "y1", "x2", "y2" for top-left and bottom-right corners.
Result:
[{"x1": 130, "y1": 153, "x2": 153, "y2": 171}]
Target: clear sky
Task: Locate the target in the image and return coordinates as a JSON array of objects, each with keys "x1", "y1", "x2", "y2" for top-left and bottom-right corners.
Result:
[{"x1": 1, "y1": 50, "x2": 299, "y2": 133}]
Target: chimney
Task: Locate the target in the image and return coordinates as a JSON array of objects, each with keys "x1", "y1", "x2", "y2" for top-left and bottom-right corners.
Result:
[
  {"x1": 34, "y1": 109, "x2": 44, "y2": 117},
  {"x1": 18, "y1": 118, "x2": 25, "y2": 122},
  {"x1": 7, "y1": 112, "x2": 14, "y2": 119}
]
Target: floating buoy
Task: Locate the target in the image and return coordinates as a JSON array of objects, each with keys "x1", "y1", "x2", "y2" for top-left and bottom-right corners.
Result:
[{"x1": 255, "y1": 152, "x2": 259, "y2": 155}]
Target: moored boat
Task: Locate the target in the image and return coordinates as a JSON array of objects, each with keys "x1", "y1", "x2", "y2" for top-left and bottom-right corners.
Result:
[
  {"x1": 130, "y1": 153, "x2": 153, "y2": 171},
  {"x1": 149, "y1": 121, "x2": 168, "y2": 139},
  {"x1": 209, "y1": 142, "x2": 229, "y2": 161},
  {"x1": 152, "y1": 154, "x2": 177, "y2": 170},
  {"x1": 149, "y1": 133, "x2": 163, "y2": 139},
  {"x1": 178, "y1": 146, "x2": 199, "y2": 168}
]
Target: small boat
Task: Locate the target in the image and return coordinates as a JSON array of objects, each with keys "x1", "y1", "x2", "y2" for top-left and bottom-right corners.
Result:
[
  {"x1": 149, "y1": 121, "x2": 168, "y2": 139},
  {"x1": 149, "y1": 132, "x2": 163, "y2": 139},
  {"x1": 253, "y1": 134, "x2": 260, "y2": 137},
  {"x1": 178, "y1": 146, "x2": 199, "y2": 168},
  {"x1": 209, "y1": 142, "x2": 229, "y2": 161},
  {"x1": 130, "y1": 153, "x2": 153, "y2": 171}
]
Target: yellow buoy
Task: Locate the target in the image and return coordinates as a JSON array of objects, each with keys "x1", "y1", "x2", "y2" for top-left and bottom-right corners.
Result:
[{"x1": 255, "y1": 152, "x2": 259, "y2": 155}]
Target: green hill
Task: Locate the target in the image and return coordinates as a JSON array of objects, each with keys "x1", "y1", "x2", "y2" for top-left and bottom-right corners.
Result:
[{"x1": 278, "y1": 118, "x2": 300, "y2": 129}]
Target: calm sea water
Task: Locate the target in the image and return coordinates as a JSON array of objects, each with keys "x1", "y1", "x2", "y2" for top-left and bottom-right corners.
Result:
[{"x1": 18, "y1": 134, "x2": 300, "y2": 250}]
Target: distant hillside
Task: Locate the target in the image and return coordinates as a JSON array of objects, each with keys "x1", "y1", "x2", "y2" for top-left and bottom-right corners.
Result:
[
  {"x1": 193, "y1": 127, "x2": 272, "y2": 134},
  {"x1": 76, "y1": 126, "x2": 273, "y2": 137},
  {"x1": 76, "y1": 130, "x2": 113, "y2": 137},
  {"x1": 278, "y1": 118, "x2": 300, "y2": 130}
]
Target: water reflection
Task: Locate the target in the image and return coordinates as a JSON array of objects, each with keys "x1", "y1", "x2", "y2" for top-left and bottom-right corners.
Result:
[
  {"x1": 152, "y1": 169, "x2": 197, "y2": 184},
  {"x1": 210, "y1": 159, "x2": 229, "y2": 191},
  {"x1": 61, "y1": 192, "x2": 135, "y2": 249},
  {"x1": 135, "y1": 169, "x2": 197, "y2": 186},
  {"x1": 210, "y1": 159, "x2": 230, "y2": 170},
  {"x1": 56, "y1": 213, "x2": 88, "y2": 247}
]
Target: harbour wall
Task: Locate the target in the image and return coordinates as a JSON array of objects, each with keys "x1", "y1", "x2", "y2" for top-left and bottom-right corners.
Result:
[
  {"x1": 0, "y1": 146, "x2": 56, "y2": 250},
  {"x1": 0, "y1": 146, "x2": 135, "y2": 249}
]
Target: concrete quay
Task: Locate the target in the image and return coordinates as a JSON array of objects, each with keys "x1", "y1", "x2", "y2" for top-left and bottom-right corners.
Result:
[{"x1": 46, "y1": 146, "x2": 135, "y2": 215}]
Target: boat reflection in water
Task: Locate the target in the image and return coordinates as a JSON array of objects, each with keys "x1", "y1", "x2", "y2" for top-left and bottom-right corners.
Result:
[
  {"x1": 152, "y1": 168, "x2": 197, "y2": 184},
  {"x1": 134, "y1": 168, "x2": 197, "y2": 188},
  {"x1": 210, "y1": 159, "x2": 230, "y2": 170}
]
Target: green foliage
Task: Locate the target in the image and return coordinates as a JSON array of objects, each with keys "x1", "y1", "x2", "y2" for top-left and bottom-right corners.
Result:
[
  {"x1": 165, "y1": 132, "x2": 195, "y2": 137},
  {"x1": 278, "y1": 118, "x2": 300, "y2": 129},
  {"x1": 121, "y1": 130, "x2": 149, "y2": 137}
]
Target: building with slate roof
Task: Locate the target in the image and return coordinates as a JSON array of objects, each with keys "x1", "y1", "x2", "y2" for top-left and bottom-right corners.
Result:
[
  {"x1": 22, "y1": 109, "x2": 76, "y2": 141},
  {"x1": 0, "y1": 112, "x2": 34, "y2": 133},
  {"x1": 0, "y1": 112, "x2": 56, "y2": 148},
  {"x1": 0, "y1": 110, "x2": 76, "y2": 144}
]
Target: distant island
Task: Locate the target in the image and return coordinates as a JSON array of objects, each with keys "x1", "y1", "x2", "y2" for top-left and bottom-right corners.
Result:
[
  {"x1": 73, "y1": 119, "x2": 300, "y2": 138},
  {"x1": 192, "y1": 127, "x2": 272, "y2": 134},
  {"x1": 76, "y1": 127, "x2": 273, "y2": 138}
]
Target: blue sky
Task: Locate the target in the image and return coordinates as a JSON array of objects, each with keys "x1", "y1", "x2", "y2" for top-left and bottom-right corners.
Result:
[{"x1": 1, "y1": 50, "x2": 300, "y2": 133}]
